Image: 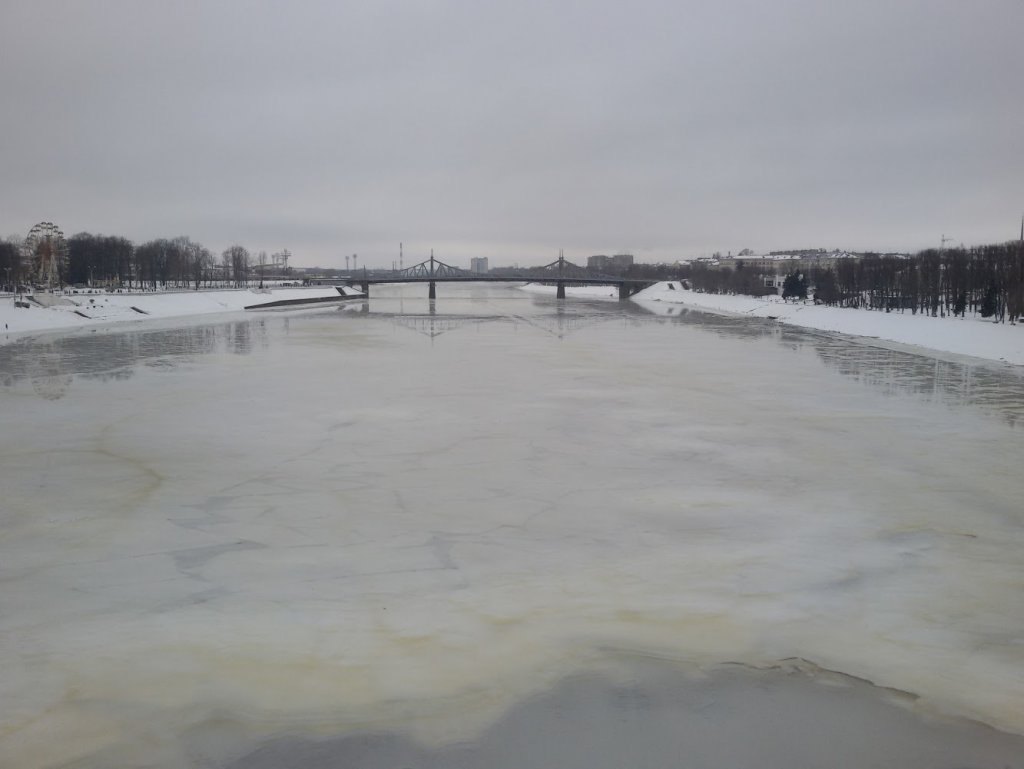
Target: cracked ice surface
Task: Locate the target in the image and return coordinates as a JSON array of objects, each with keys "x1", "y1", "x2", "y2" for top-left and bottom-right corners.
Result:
[{"x1": 1, "y1": 285, "x2": 1023, "y2": 767}]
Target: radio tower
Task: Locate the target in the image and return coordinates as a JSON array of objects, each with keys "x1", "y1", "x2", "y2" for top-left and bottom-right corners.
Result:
[{"x1": 400, "y1": 242, "x2": 403, "y2": 271}]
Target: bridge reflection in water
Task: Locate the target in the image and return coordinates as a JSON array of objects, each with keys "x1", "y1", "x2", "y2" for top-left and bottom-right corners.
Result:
[{"x1": 343, "y1": 300, "x2": 624, "y2": 341}]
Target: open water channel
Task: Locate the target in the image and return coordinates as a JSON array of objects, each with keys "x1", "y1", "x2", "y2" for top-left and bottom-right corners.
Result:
[{"x1": 2, "y1": 283, "x2": 1023, "y2": 768}]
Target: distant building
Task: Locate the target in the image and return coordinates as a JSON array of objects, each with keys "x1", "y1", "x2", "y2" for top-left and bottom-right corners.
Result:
[
  {"x1": 715, "y1": 250, "x2": 862, "y2": 274},
  {"x1": 587, "y1": 253, "x2": 634, "y2": 272},
  {"x1": 470, "y1": 257, "x2": 489, "y2": 274}
]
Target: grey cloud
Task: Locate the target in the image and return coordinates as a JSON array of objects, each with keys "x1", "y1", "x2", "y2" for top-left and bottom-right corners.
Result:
[{"x1": 2, "y1": 0, "x2": 1022, "y2": 266}]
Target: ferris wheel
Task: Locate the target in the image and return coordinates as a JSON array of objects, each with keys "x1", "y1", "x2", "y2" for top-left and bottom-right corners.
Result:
[{"x1": 23, "y1": 221, "x2": 68, "y2": 288}]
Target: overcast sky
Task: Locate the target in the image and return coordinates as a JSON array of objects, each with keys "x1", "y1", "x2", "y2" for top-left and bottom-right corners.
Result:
[{"x1": 2, "y1": 0, "x2": 1022, "y2": 268}]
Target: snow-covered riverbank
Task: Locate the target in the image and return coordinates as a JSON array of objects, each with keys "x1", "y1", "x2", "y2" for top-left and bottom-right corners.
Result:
[
  {"x1": 5, "y1": 281, "x2": 1023, "y2": 366},
  {"x1": 0, "y1": 286, "x2": 361, "y2": 343},
  {"x1": 632, "y1": 282, "x2": 1024, "y2": 366}
]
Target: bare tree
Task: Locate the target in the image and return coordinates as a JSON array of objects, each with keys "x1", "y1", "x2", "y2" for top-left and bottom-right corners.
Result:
[
  {"x1": 178, "y1": 238, "x2": 213, "y2": 290},
  {"x1": 257, "y1": 250, "x2": 267, "y2": 288},
  {"x1": 222, "y1": 245, "x2": 250, "y2": 287},
  {"x1": 1, "y1": 235, "x2": 23, "y2": 290}
]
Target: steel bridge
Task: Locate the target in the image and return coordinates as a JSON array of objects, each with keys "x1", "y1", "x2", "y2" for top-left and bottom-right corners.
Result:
[{"x1": 334, "y1": 253, "x2": 655, "y2": 300}]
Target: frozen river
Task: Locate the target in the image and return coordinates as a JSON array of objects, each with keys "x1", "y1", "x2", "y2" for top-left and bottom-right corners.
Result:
[{"x1": 2, "y1": 283, "x2": 1023, "y2": 768}]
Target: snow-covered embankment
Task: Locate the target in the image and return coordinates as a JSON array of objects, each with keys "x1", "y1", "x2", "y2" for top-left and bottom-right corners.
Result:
[
  {"x1": 0, "y1": 286, "x2": 362, "y2": 342},
  {"x1": 632, "y1": 282, "x2": 1024, "y2": 366}
]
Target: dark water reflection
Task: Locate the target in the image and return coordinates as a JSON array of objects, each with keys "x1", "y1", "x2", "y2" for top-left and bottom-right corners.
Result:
[
  {"x1": 0, "y1": 320, "x2": 269, "y2": 395},
  {"x1": 2, "y1": 294, "x2": 1023, "y2": 425},
  {"x1": 640, "y1": 304, "x2": 1024, "y2": 425}
]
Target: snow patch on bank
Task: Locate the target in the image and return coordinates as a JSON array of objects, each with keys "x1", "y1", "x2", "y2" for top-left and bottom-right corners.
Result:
[
  {"x1": 633, "y1": 282, "x2": 1024, "y2": 366},
  {"x1": 0, "y1": 287, "x2": 358, "y2": 342}
]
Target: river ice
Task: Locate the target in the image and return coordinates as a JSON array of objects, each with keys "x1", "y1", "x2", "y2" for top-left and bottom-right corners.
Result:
[{"x1": 1, "y1": 285, "x2": 1022, "y2": 767}]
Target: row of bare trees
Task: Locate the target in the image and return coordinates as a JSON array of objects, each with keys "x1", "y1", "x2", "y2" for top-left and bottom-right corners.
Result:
[
  {"x1": 683, "y1": 241, "x2": 1024, "y2": 323},
  {"x1": 683, "y1": 261, "x2": 778, "y2": 297},
  {"x1": 0, "y1": 232, "x2": 289, "y2": 291},
  {"x1": 0, "y1": 239, "x2": 20, "y2": 289},
  {"x1": 807, "y1": 243, "x2": 1024, "y2": 322}
]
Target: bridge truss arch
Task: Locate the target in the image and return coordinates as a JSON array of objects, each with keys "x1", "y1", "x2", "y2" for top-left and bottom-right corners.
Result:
[{"x1": 398, "y1": 252, "x2": 469, "y2": 279}]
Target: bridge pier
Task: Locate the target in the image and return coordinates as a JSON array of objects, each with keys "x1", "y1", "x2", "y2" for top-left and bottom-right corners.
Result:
[
  {"x1": 361, "y1": 281, "x2": 369, "y2": 296},
  {"x1": 618, "y1": 283, "x2": 629, "y2": 301},
  {"x1": 556, "y1": 281, "x2": 566, "y2": 299},
  {"x1": 428, "y1": 281, "x2": 436, "y2": 299}
]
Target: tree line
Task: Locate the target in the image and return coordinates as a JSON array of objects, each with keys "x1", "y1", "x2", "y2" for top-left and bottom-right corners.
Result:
[
  {"x1": 0, "y1": 232, "x2": 291, "y2": 291},
  {"x1": 679, "y1": 241, "x2": 1024, "y2": 323}
]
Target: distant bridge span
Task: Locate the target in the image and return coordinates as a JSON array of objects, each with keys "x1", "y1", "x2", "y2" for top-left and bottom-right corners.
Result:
[{"x1": 327, "y1": 254, "x2": 656, "y2": 300}]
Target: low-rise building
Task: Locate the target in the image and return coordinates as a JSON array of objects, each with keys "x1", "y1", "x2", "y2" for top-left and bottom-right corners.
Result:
[
  {"x1": 715, "y1": 250, "x2": 861, "y2": 274},
  {"x1": 587, "y1": 253, "x2": 634, "y2": 272}
]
